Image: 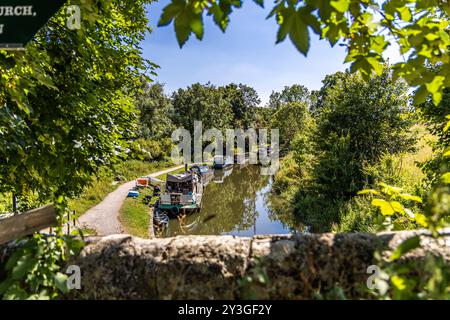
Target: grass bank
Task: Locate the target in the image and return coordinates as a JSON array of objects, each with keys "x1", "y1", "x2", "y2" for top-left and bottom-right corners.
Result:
[
  {"x1": 119, "y1": 165, "x2": 184, "y2": 238},
  {"x1": 69, "y1": 159, "x2": 172, "y2": 219},
  {"x1": 119, "y1": 187, "x2": 158, "y2": 238}
]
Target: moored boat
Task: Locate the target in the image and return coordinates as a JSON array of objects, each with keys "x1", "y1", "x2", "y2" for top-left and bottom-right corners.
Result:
[
  {"x1": 190, "y1": 165, "x2": 214, "y2": 185},
  {"x1": 158, "y1": 172, "x2": 203, "y2": 215},
  {"x1": 213, "y1": 155, "x2": 233, "y2": 169},
  {"x1": 153, "y1": 208, "x2": 169, "y2": 228}
]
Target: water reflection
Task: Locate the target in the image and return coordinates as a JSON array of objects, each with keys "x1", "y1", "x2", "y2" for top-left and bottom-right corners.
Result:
[{"x1": 157, "y1": 165, "x2": 295, "y2": 238}]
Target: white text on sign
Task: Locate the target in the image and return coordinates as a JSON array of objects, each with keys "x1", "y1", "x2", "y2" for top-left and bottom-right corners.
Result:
[{"x1": 0, "y1": 6, "x2": 36, "y2": 17}]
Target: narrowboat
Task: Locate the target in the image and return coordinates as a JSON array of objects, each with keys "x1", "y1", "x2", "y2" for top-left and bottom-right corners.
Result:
[
  {"x1": 190, "y1": 165, "x2": 214, "y2": 185},
  {"x1": 158, "y1": 172, "x2": 203, "y2": 215},
  {"x1": 213, "y1": 155, "x2": 233, "y2": 169}
]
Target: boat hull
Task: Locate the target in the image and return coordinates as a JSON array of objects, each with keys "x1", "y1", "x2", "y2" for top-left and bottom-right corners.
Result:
[{"x1": 213, "y1": 163, "x2": 233, "y2": 169}]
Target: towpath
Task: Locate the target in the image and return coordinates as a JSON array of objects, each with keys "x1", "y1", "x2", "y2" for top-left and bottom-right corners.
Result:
[{"x1": 78, "y1": 165, "x2": 183, "y2": 235}]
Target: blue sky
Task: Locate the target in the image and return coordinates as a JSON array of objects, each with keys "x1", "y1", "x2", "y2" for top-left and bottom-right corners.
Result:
[{"x1": 142, "y1": 1, "x2": 398, "y2": 105}]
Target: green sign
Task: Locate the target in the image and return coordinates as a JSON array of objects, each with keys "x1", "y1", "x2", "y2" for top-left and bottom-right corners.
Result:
[{"x1": 0, "y1": 0, "x2": 67, "y2": 49}]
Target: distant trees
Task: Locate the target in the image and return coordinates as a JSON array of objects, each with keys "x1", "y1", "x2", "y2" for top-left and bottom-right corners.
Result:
[
  {"x1": 134, "y1": 82, "x2": 265, "y2": 158},
  {"x1": 268, "y1": 84, "x2": 310, "y2": 109},
  {"x1": 169, "y1": 82, "x2": 265, "y2": 133},
  {"x1": 270, "y1": 102, "x2": 313, "y2": 154},
  {"x1": 171, "y1": 83, "x2": 234, "y2": 133},
  {"x1": 136, "y1": 82, "x2": 175, "y2": 140},
  {"x1": 220, "y1": 83, "x2": 261, "y2": 129}
]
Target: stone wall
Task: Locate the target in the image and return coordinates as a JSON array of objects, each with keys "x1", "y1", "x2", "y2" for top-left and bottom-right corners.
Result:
[{"x1": 65, "y1": 229, "x2": 450, "y2": 299}]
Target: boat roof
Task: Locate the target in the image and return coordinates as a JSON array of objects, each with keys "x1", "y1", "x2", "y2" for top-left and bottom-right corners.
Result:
[
  {"x1": 166, "y1": 173, "x2": 194, "y2": 183},
  {"x1": 191, "y1": 165, "x2": 209, "y2": 171}
]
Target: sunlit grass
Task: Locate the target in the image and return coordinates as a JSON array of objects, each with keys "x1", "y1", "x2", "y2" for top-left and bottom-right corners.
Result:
[{"x1": 119, "y1": 187, "x2": 154, "y2": 238}]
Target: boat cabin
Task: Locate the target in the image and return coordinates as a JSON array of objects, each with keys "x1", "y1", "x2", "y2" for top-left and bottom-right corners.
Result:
[{"x1": 159, "y1": 172, "x2": 203, "y2": 213}]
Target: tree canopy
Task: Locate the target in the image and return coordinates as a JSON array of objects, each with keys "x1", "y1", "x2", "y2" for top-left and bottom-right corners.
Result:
[
  {"x1": 158, "y1": 0, "x2": 450, "y2": 106},
  {"x1": 0, "y1": 0, "x2": 154, "y2": 204},
  {"x1": 268, "y1": 84, "x2": 310, "y2": 109}
]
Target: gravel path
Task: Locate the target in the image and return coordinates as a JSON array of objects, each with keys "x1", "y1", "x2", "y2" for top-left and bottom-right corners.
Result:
[{"x1": 77, "y1": 165, "x2": 183, "y2": 236}]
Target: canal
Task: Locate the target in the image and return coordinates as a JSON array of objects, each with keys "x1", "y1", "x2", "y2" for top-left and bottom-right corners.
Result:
[{"x1": 156, "y1": 165, "x2": 298, "y2": 238}]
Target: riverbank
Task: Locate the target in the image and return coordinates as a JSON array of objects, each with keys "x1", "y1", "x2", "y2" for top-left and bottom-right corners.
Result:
[
  {"x1": 270, "y1": 125, "x2": 435, "y2": 233},
  {"x1": 76, "y1": 164, "x2": 183, "y2": 235},
  {"x1": 119, "y1": 187, "x2": 157, "y2": 238},
  {"x1": 68, "y1": 159, "x2": 173, "y2": 219},
  {"x1": 118, "y1": 166, "x2": 186, "y2": 238}
]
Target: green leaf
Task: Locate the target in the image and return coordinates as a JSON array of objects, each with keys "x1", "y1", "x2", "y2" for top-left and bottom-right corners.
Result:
[
  {"x1": 444, "y1": 117, "x2": 450, "y2": 133},
  {"x1": 54, "y1": 273, "x2": 69, "y2": 294},
  {"x1": 174, "y1": 12, "x2": 191, "y2": 48},
  {"x1": 399, "y1": 193, "x2": 423, "y2": 203},
  {"x1": 11, "y1": 255, "x2": 37, "y2": 281},
  {"x1": 372, "y1": 198, "x2": 395, "y2": 216},
  {"x1": 397, "y1": 7, "x2": 412, "y2": 21},
  {"x1": 413, "y1": 85, "x2": 429, "y2": 105},
  {"x1": 190, "y1": 15, "x2": 204, "y2": 40},
  {"x1": 252, "y1": 0, "x2": 264, "y2": 8},
  {"x1": 415, "y1": 213, "x2": 428, "y2": 227},
  {"x1": 330, "y1": 0, "x2": 351, "y2": 13},
  {"x1": 0, "y1": 279, "x2": 13, "y2": 295},
  {"x1": 391, "y1": 275, "x2": 407, "y2": 291},
  {"x1": 299, "y1": 7, "x2": 321, "y2": 35},
  {"x1": 288, "y1": 11, "x2": 310, "y2": 56},
  {"x1": 358, "y1": 189, "x2": 380, "y2": 195},
  {"x1": 443, "y1": 147, "x2": 450, "y2": 157},
  {"x1": 5, "y1": 251, "x2": 23, "y2": 271},
  {"x1": 390, "y1": 201, "x2": 405, "y2": 214},
  {"x1": 441, "y1": 172, "x2": 450, "y2": 184},
  {"x1": 371, "y1": 36, "x2": 389, "y2": 54},
  {"x1": 158, "y1": 2, "x2": 183, "y2": 27},
  {"x1": 389, "y1": 236, "x2": 421, "y2": 262},
  {"x1": 209, "y1": 4, "x2": 229, "y2": 32},
  {"x1": 316, "y1": 0, "x2": 332, "y2": 20},
  {"x1": 367, "y1": 56, "x2": 384, "y2": 75},
  {"x1": 276, "y1": 9, "x2": 294, "y2": 43},
  {"x1": 425, "y1": 75, "x2": 445, "y2": 106}
]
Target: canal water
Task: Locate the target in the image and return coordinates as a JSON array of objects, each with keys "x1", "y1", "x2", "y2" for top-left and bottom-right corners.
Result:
[{"x1": 157, "y1": 165, "x2": 296, "y2": 238}]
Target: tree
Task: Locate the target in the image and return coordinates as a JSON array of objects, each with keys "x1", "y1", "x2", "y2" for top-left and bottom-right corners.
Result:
[
  {"x1": 220, "y1": 83, "x2": 261, "y2": 129},
  {"x1": 419, "y1": 88, "x2": 450, "y2": 183},
  {"x1": 0, "y1": 0, "x2": 155, "y2": 299},
  {"x1": 314, "y1": 70, "x2": 416, "y2": 197},
  {"x1": 268, "y1": 84, "x2": 310, "y2": 109},
  {"x1": 310, "y1": 71, "x2": 347, "y2": 117},
  {"x1": 136, "y1": 82, "x2": 175, "y2": 139},
  {"x1": 171, "y1": 82, "x2": 234, "y2": 133},
  {"x1": 270, "y1": 101, "x2": 313, "y2": 153},
  {"x1": 158, "y1": 0, "x2": 450, "y2": 106},
  {"x1": 0, "y1": 0, "x2": 154, "y2": 206}
]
